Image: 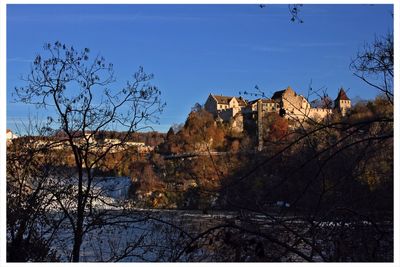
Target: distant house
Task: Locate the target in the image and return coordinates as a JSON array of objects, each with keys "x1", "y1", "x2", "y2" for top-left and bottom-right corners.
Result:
[
  {"x1": 124, "y1": 141, "x2": 153, "y2": 154},
  {"x1": 101, "y1": 139, "x2": 152, "y2": 153},
  {"x1": 104, "y1": 138, "x2": 121, "y2": 145},
  {"x1": 6, "y1": 129, "x2": 18, "y2": 144},
  {"x1": 125, "y1": 141, "x2": 146, "y2": 147}
]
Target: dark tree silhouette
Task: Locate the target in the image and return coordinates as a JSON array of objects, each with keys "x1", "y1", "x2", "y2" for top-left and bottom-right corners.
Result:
[
  {"x1": 7, "y1": 128, "x2": 62, "y2": 262},
  {"x1": 350, "y1": 33, "x2": 393, "y2": 104},
  {"x1": 12, "y1": 41, "x2": 165, "y2": 262}
]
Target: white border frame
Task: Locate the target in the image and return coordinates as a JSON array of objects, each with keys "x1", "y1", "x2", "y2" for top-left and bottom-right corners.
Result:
[{"x1": 1, "y1": 1, "x2": 398, "y2": 266}]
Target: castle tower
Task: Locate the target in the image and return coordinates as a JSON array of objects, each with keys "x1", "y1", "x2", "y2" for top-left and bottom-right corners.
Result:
[{"x1": 334, "y1": 88, "x2": 351, "y2": 116}]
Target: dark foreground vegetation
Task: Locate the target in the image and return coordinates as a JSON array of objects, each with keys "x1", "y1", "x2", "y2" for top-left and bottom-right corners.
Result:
[
  {"x1": 7, "y1": 94, "x2": 393, "y2": 262},
  {"x1": 7, "y1": 30, "x2": 393, "y2": 262}
]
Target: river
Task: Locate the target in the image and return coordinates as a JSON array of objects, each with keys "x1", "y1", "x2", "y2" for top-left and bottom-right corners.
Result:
[{"x1": 46, "y1": 208, "x2": 393, "y2": 262}]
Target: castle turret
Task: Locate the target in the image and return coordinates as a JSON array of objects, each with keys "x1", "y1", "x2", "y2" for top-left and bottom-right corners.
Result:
[{"x1": 334, "y1": 88, "x2": 351, "y2": 116}]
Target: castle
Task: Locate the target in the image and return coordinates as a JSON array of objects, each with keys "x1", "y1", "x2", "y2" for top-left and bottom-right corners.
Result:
[{"x1": 204, "y1": 87, "x2": 351, "y2": 132}]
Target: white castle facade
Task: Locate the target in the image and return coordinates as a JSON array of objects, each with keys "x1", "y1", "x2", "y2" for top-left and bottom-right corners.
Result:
[{"x1": 204, "y1": 87, "x2": 351, "y2": 132}]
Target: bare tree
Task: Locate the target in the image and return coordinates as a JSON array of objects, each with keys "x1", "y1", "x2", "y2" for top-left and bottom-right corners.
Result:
[
  {"x1": 259, "y1": 4, "x2": 304, "y2": 23},
  {"x1": 155, "y1": 52, "x2": 393, "y2": 261},
  {"x1": 350, "y1": 33, "x2": 393, "y2": 104},
  {"x1": 7, "y1": 128, "x2": 63, "y2": 262},
  {"x1": 13, "y1": 41, "x2": 165, "y2": 262}
]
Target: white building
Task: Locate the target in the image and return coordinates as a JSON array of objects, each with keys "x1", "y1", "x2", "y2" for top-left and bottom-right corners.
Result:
[
  {"x1": 6, "y1": 129, "x2": 18, "y2": 144},
  {"x1": 204, "y1": 94, "x2": 247, "y2": 121}
]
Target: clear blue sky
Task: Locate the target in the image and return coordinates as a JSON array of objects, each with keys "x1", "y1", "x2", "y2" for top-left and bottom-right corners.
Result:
[{"x1": 7, "y1": 4, "x2": 393, "y2": 133}]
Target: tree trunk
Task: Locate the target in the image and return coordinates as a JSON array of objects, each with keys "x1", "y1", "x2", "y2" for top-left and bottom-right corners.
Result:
[
  {"x1": 72, "y1": 153, "x2": 84, "y2": 262},
  {"x1": 72, "y1": 202, "x2": 84, "y2": 262},
  {"x1": 72, "y1": 224, "x2": 83, "y2": 262}
]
